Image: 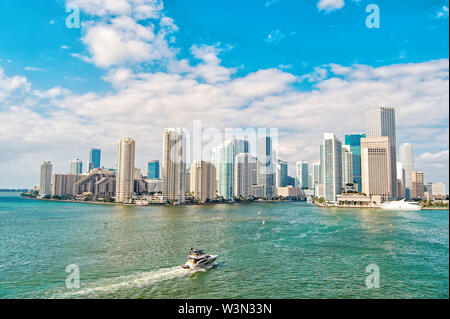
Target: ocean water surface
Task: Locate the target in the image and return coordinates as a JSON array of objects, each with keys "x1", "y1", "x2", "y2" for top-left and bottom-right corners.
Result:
[{"x1": 0, "y1": 192, "x2": 448, "y2": 299}]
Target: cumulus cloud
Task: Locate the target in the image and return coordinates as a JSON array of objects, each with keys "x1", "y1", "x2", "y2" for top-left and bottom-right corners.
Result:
[{"x1": 317, "y1": 0, "x2": 345, "y2": 12}]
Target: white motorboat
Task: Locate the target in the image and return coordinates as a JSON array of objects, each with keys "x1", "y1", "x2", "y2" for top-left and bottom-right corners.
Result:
[
  {"x1": 181, "y1": 249, "x2": 218, "y2": 270},
  {"x1": 379, "y1": 199, "x2": 421, "y2": 211}
]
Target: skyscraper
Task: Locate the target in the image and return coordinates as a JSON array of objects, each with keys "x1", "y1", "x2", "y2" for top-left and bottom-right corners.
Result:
[
  {"x1": 365, "y1": 106, "x2": 397, "y2": 199},
  {"x1": 411, "y1": 171, "x2": 424, "y2": 199},
  {"x1": 295, "y1": 161, "x2": 309, "y2": 189},
  {"x1": 115, "y1": 138, "x2": 135, "y2": 203},
  {"x1": 342, "y1": 146, "x2": 353, "y2": 186},
  {"x1": 399, "y1": 143, "x2": 414, "y2": 199},
  {"x1": 39, "y1": 161, "x2": 52, "y2": 195},
  {"x1": 70, "y1": 159, "x2": 83, "y2": 175},
  {"x1": 396, "y1": 162, "x2": 405, "y2": 199},
  {"x1": 361, "y1": 137, "x2": 392, "y2": 201},
  {"x1": 275, "y1": 159, "x2": 288, "y2": 187},
  {"x1": 148, "y1": 160, "x2": 160, "y2": 179},
  {"x1": 344, "y1": 133, "x2": 366, "y2": 192},
  {"x1": 212, "y1": 139, "x2": 249, "y2": 199},
  {"x1": 320, "y1": 133, "x2": 342, "y2": 202},
  {"x1": 190, "y1": 160, "x2": 216, "y2": 202},
  {"x1": 88, "y1": 148, "x2": 101, "y2": 172},
  {"x1": 256, "y1": 135, "x2": 275, "y2": 198},
  {"x1": 235, "y1": 153, "x2": 257, "y2": 198},
  {"x1": 312, "y1": 162, "x2": 321, "y2": 185},
  {"x1": 162, "y1": 128, "x2": 186, "y2": 204}
]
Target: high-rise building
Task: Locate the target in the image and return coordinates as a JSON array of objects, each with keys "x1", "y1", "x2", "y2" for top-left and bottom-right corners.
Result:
[
  {"x1": 275, "y1": 159, "x2": 288, "y2": 187},
  {"x1": 234, "y1": 153, "x2": 257, "y2": 198},
  {"x1": 361, "y1": 137, "x2": 392, "y2": 201},
  {"x1": 162, "y1": 128, "x2": 186, "y2": 204},
  {"x1": 344, "y1": 134, "x2": 366, "y2": 192},
  {"x1": 365, "y1": 106, "x2": 397, "y2": 198},
  {"x1": 39, "y1": 161, "x2": 52, "y2": 195},
  {"x1": 88, "y1": 148, "x2": 101, "y2": 172},
  {"x1": 115, "y1": 138, "x2": 135, "y2": 203},
  {"x1": 70, "y1": 159, "x2": 83, "y2": 175},
  {"x1": 411, "y1": 171, "x2": 424, "y2": 199},
  {"x1": 399, "y1": 143, "x2": 414, "y2": 199},
  {"x1": 396, "y1": 162, "x2": 405, "y2": 199},
  {"x1": 190, "y1": 160, "x2": 216, "y2": 202},
  {"x1": 430, "y1": 182, "x2": 446, "y2": 196},
  {"x1": 212, "y1": 139, "x2": 249, "y2": 199},
  {"x1": 295, "y1": 161, "x2": 309, "y2": 189},
  {"x1": 256, "y1": 136, "x2": 275, "y2": 198},
  {"x1": 51, "y1": 174, "x2": 83, "y2": 196},
  {"x1": 148, "y1": 160, "x2": 160, "y2": 179},
  {"x1": 312, "y1": 162, "x2": 321, "y2": 185},
  {"x1": 342, "y1": 146, "x2": 353, "y2": 186},
  {"x1": 320, "y1": 133, "x2": 342, "y2": 202}
]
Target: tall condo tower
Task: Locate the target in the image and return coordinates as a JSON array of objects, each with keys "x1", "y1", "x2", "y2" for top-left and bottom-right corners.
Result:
[
  {"x1": 212, "y1": 139, "x2": 249, "y2": 200},
  {"x1": 320, "y1": 133, "x2": 342, "y2": 202},
  {"x1": 342, "y1": 146, "x2": 353, "y2": 186},
  {"x1": 399, "y1": 142, "x2": 414, "y2": 198},
  {"x1": 361, "y1": 136, "x2": 392, "y2": 201},
  {"x1": 39, "y1": 161, "x2": 53, "y2": 195},
  {"x1": 88, "y1": 148, "x2": 101, "y2": 172},
  {"x1": 234, "y1": 153, "x2": 257, "y2": 198},
  {"x1": 115, "y1": 138, "x2": 135, "y2": 203},
  {"x1": 70, "y1": 159, "x2": 83, "y2": 175},
  {"x1": 295, "y1": 161, "x2": 309, "y2": 189},
  {"x1": 365, "y1": 106, "x2": 397, "y2": 199},
  {"x1": 257, "y1": 135, "x2": 275, "y2": 198},
  {"x1": 162, "y1": 128, "x2": 186, "y2": 204},
  {"x1": 344, "y1": 134, "x2": 366, "y2": 192},
  {"x1": 190, "y1": 160, "x2": 216, "y2": 202}
]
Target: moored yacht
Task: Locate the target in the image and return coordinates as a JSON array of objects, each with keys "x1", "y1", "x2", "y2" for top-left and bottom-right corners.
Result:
[
  {"x1": 181, "y1": 249, "x2": 218, "y2": 270},
  {"x1": 379, "y1": 199, "x2": 421, "y2": 211}
]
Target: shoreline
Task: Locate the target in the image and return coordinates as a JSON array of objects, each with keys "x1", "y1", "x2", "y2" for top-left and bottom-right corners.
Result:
[{"x1": 22, "y1": 197, "x2": 305, "y2": 207}]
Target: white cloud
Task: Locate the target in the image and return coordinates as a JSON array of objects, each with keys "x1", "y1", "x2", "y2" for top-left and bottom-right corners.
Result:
[
  {"x1": 317, "y1": 0, "x2": 345, "y2": 12},
  {"x1": 24, "y1": 66, "x2": 44, "y2": 72},
  {"x1": 0, "y1": 67, "x2": 30, "y2": 102},
  {"x1": 431, "y1": 2, "x2": 449, "y2": 20},
  {"x1": 265, "y1": 29, "x2": 286, "y2": 45}
]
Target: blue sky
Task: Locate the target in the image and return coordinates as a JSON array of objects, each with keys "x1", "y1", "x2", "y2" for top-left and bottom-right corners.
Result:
[{"x1": 0, "y1": 0, "x2": 448, "y2": 189}]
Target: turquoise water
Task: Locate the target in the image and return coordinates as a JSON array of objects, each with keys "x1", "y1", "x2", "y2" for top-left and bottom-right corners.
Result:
[{"x1": 0, "y1": 192, "x2": 448, "y2": 299}]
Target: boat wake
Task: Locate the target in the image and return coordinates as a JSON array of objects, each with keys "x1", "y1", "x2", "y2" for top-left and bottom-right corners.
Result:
[{"x1": 55, "y1": 266, "x2": 190, "y2": 298}]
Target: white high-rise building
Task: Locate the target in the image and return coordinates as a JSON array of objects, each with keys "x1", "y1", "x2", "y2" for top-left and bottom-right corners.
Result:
[
  {"x1": 396, "y1": 161, "x2": 405, "y2": 199},
  {"x1": 39, "y1": 161, "x2": 53, "y2": 195},
  {"x1": 320, "y1": 133, "x2": 342, "y2": 202},
  {"x1": 234, "y1": 153, "x2": 257, "y2": 199},
  {"x1": 275, "y1": 159, "x2": 288, "y2": 187},
  {"x1": 256, "y1": 136, "x2": 276, "y2": 198},
  {"x1": 295, "y1": 161, "x2": 309, "y2": 189},
  {"x1": 342, "y1": 146, "x2": 353, "y2": 186},
  {"x1": 399, "y1": 143, "x2": 414, "y2": 198},
  {"x1": 115, "y1": 138, "x2": 135, "y2": 203},
  {"x1": 361, "y1": 137, "x2": 392, "y2": 201},
  {"x1": 366, "y1": 106, "x2": 398, "y2": 199},
  {"x1": 212, "y1": 139, "x2": 249, "y2": 199},
  {"x1": 312, "y1": 162, "x2": 321, "y2": 184},
  {"x1": 190, "y1": 161, "x2": 216, "y2": 202},
  {"x1": 162, "y1": 128, "x2": 186, "y2": 204},
  {"x1": 70, "y1": 159, "x2": 83, "y2": 175}
]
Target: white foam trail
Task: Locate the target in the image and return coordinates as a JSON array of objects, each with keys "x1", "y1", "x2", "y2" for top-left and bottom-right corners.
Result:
[{"x1": 57, "y1": 266, "x2": 189, "y2": 298}]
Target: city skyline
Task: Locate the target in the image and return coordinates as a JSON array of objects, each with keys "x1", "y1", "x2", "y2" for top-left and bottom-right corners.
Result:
[{"x1": 0, "y1": 0, "x2": 448, "y2": 190}]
